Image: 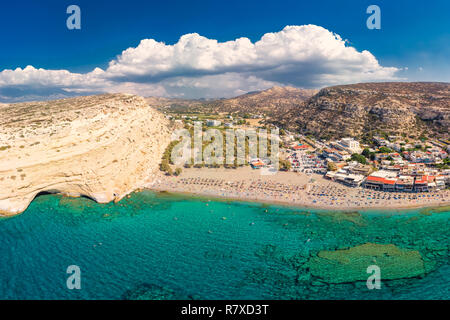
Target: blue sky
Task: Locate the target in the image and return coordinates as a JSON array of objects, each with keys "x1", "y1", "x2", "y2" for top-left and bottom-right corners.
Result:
[{"x1": 0, "y1": 0, "x2": 448, "y2": 101}]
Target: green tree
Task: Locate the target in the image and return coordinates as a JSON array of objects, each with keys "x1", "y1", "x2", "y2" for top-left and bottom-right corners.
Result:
[
  {"x1": 279, "y1": 159, "x2": 291, "y2": 171},
  {"x1": 327, "y1": 162, "x2": 337, "y2": 171},
  {"x1": 159, "y1": 160, "x2": 171, "y2": 172},
  {"x1": 351, "y1": 153, "x2": 368, "y2": 165},
  {"x1": 378, "y1": 146, "x2": 393, "y2": 154},
  {"x1": 362, "y1": 148, "x2": 371, "y2": 158}
]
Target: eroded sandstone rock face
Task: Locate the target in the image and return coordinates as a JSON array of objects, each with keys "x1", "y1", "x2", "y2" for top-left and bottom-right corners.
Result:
[
  {"x1": 283, "y1": 82, "x2": 450, "y2": 139},
  {"x1": 0, "y1": 94, "x2": 172, "y2": 216}
]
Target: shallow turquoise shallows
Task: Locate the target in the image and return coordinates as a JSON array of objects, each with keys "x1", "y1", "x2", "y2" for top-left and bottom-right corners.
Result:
[{"x1": 0, "y1": 191, "x2": 449, "y2": 300}]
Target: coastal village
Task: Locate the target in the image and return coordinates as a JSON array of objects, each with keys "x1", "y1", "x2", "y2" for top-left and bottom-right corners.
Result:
[
  {"x1": 290, "y1": 134, "x2": 450, "y2": 193},
  {"x1": 160, "y1": 108, "x2": 450, "y2": 193},
  {"x1": 152, "y1": 106, "x2": 450, "y2": 209}
]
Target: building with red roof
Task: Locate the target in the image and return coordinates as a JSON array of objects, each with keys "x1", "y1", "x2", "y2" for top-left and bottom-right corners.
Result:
[{"x1": 292, "y1": 144, "x2": 309, "y2": 150}]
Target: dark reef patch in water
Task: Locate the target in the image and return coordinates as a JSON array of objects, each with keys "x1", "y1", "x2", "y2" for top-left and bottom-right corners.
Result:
[{"x1": 308, "y1": 243, "x2": 426, "y2": 283}]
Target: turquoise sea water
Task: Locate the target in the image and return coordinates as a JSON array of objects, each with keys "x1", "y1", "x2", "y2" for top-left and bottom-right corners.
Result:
[{"x1": 0, "y1": 191, "x2": 448, "y2": 300}]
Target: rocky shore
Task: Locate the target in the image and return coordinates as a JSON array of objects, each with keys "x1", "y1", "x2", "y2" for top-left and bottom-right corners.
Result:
[{"x1": 0, "y1": 94, "x2": 171, "y2": 216}]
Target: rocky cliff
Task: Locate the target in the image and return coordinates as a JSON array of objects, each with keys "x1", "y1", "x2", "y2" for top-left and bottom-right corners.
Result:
[
  {"x1": 0, "y1": 94, "x2": 172, "y2": 216},
  {"x1": 150, "y1": 86, "x2": 317, "y2": 116},
  {"x1": 281, "y1": 82, "x2": 450, "y2": 139},
  {"x1": 206, "y1": 86, "x2": 318, "y2": 116}
]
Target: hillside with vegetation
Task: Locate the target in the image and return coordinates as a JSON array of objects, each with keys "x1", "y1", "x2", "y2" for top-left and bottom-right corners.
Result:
[
  {"x1": 147, "y1": 86, "x2": 317, "y2": 118},
  {"x1": 278, "y1": 82, "x2": 450, "y2": 140}
]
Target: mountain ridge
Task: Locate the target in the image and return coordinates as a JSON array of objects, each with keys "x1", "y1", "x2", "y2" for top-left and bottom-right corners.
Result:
[
  {"x1": 281, "y1": 82, "x2": 450, "y2": 139},
  {"x1": 146, "y1": 82, "x2": 449, "y2": 140},
  {"x1": 146, "y1": 86, "x2": 318, "y2": 116}
]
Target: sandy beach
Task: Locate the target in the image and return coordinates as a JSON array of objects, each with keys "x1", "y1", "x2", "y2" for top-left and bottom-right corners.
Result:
[{"x1": 146, "y1": 167, "x2": 450, "y2": 211}]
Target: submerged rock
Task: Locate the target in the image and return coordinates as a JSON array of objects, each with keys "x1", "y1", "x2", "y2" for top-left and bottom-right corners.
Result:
[
  {"x1": 420, "y1": 206, "x2": 450, "y2": 216},
  {"x1": 308, "y1": 243, "x2": 426, "y2": 283},
  {"x1": 315, "y1": 210, "x2": 366, "y2": 226}
]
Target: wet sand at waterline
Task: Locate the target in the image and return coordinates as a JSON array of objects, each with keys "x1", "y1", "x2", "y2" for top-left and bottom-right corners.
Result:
[{"x1": 147, "y1": 167, "x2": 450, "y2": 210}]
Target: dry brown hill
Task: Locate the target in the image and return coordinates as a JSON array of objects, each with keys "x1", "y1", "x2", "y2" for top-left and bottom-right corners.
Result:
[
  {"x1": 145, "y1": 82, "x2": 449, "y2": 140},
  {"x1": 278, "y1": 82, "x2": 450, "y2": 139},
  {"x1": 205, "y1": 86, "x2": 318, "y2": 116},
  {"x1": 146, "y1": 86, "x2": 318, "y2": 116}
]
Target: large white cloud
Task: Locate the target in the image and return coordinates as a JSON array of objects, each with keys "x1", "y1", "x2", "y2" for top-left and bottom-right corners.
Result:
[
  {"x1": 0, "y1": 65, "x2": 105, "y2": 87},
  {"x1": 0, "y1": 25, "x2": 400, "y2": 102}
]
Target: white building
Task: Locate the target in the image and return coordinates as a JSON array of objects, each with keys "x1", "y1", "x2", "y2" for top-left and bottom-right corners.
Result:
[
  {"x1": 325, "y1": 170, "x2": 365, "y2": 187},
  {"x1": 206, "y1": 120, "x2": 221, "y2": 127},
  {"x1": 338, "y1": 138, "x2": 362, "y2": 154}
]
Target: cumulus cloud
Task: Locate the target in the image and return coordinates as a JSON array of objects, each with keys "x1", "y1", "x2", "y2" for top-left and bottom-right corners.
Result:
[
  {"x1": 0, "y1": 65, "x2": 105, "y2": 87},
  {"x1": 0, "y1": 25, "x2": 400, "y2": 102},
  {"x1": 105, "y1": 25, "x2": 399, "y2": 87},
  {"x1": 0, "y1": 66, "x2": 108, "y2": 101}
]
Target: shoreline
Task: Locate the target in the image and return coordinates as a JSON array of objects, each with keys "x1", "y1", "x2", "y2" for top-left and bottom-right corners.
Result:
[
  {"x1": 1, "y1": 165, "x2": 449, "y2": 217},
  {"x1": 1, "y1": 184, "x2": 448, "y2": 218},
  {"x1": 146, "y1": 186, "x2": 450, "y2": 213},
  {"x1": 146, "y1": 167, "x2": 450, "y2": 213}
]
